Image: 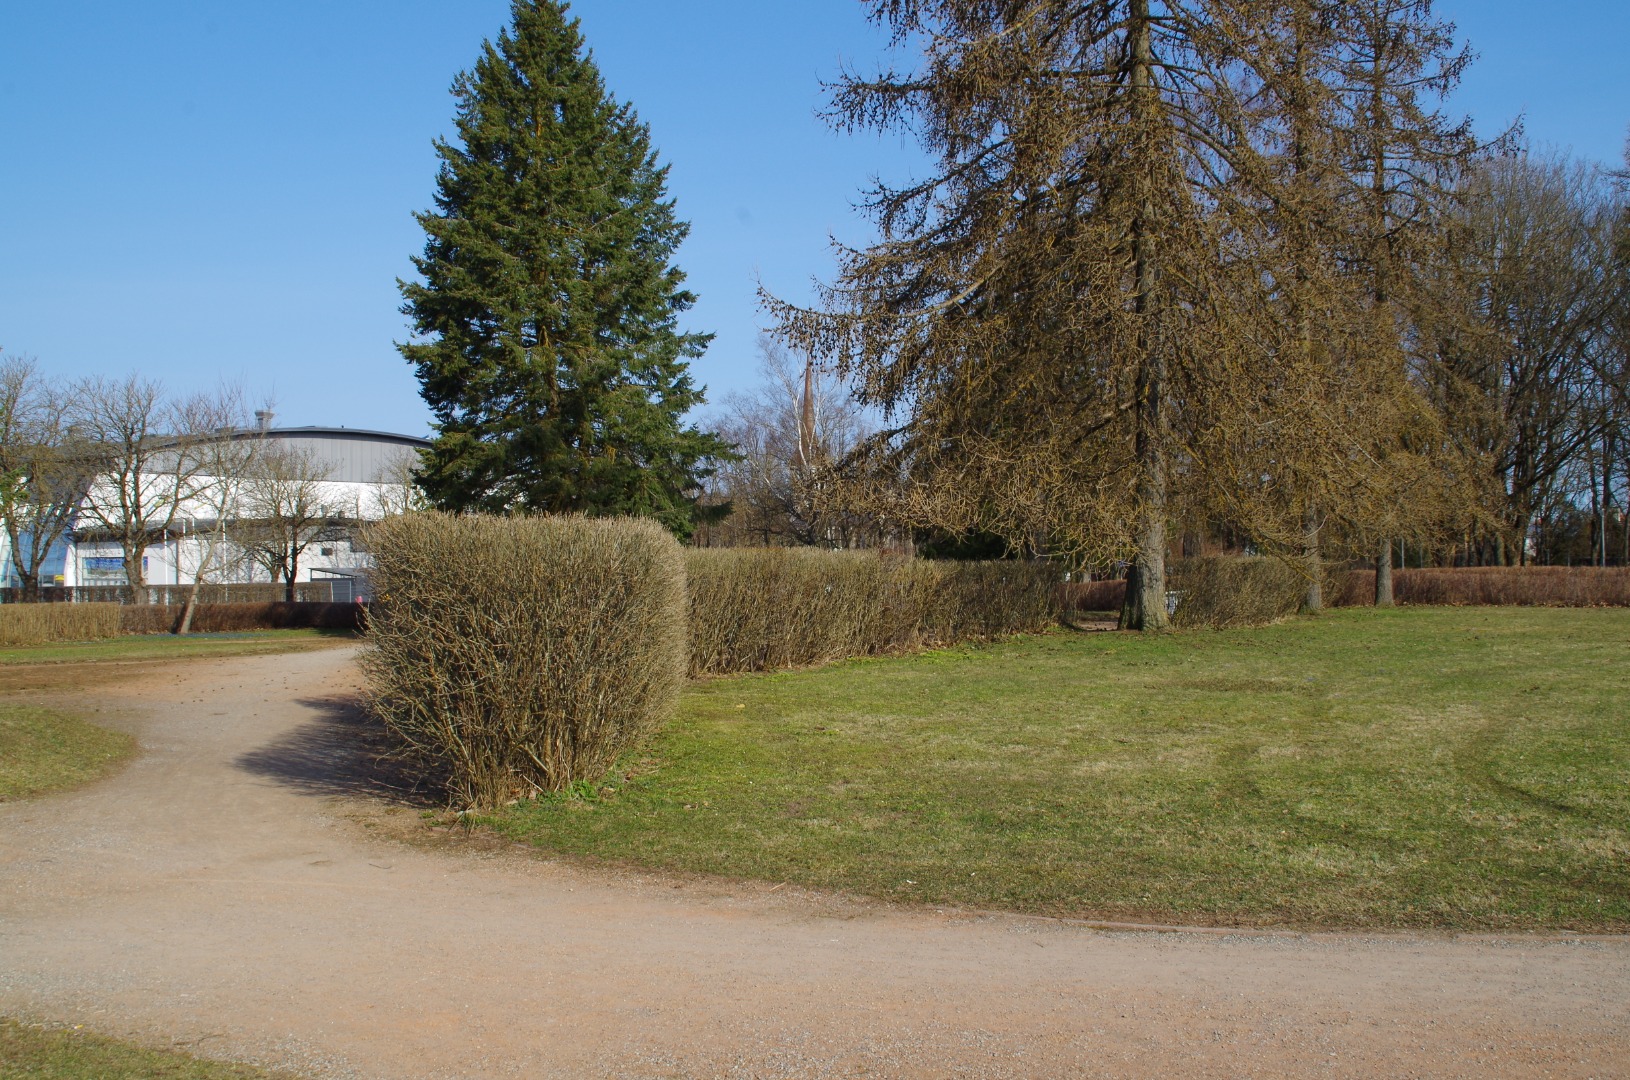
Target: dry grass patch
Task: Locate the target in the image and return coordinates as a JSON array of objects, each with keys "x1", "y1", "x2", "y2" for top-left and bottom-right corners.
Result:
[
  {"x1": 0, "y1": 1018, "x2": 295, "y2": 1078},
  {"x1": 0, "y1": 705, "x2": 134, "y2": 801}
]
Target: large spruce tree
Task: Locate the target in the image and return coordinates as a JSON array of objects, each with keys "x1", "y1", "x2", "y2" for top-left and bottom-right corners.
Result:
[{"x1": 400, "y1": 1, "x2": 728, "y2": 535}]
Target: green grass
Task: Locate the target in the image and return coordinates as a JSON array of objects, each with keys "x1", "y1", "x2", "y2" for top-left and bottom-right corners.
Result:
[
  {"x1": 0, "y1": 1018, "x2": 293, "y2": 1079},
  {"x1": 0, "y1": 628, "x2": 356, "y2": 667},
  {"x1": 483, "y1": 607, "x2": 1630, "y2": 931},
  {"x1": 0, "y1": 705, "x2": 134, "y2": 802}
]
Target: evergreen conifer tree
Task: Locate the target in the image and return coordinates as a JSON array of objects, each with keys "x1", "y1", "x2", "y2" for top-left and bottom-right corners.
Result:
[{"x1": 400, "y1": 0, "x2": 728, "y2": 535}]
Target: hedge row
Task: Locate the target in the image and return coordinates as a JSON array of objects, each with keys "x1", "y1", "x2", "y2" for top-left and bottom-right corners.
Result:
[
  {"x1": 1067, "y1": 562, "x2": 1630, "y2": 618},
  {"x1": 1335, "y1": 566, "x2": 1630, "y2": 607},
  {"x1": 686, "y1": 548, "x2": 1059, "y2": 676},
  {"x1": 361, "y1": 515, "x2": 1061, "y2": 807},
  {"x1": 119, "y1": 602, "x2": 365, "y2": 635},
  {"x1": 0, "y1": 601, "x2": 363, "y2": 646},
  {"x1": 1059, "y1": 558, "x2": 1344, "y2": 628},
  {"x1": 0, "y1": 604, "x2": 121, "y2": 647}
]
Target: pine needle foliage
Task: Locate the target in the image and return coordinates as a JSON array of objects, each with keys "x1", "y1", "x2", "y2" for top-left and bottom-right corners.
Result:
[{"x1": 400, "y1": 1, "x2": 729, "y2": 537}]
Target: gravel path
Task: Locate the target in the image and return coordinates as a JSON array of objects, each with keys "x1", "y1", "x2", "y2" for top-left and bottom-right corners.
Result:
[{"x1": 1, "y1": 646, "x2": 1625, "y2": 1079}]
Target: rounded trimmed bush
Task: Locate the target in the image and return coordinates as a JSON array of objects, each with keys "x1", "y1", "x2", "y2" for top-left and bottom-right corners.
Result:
[{"x1": 362, "y1": 512, "x2": 686, "y2": 809}]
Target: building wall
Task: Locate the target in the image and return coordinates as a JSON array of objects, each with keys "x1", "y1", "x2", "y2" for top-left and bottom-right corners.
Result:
[{"x1": 1, "y1": 426, "x2": 428, "y2": 592}]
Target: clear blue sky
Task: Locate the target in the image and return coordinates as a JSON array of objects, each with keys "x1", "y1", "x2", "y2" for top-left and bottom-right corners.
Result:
[{"x1": 2, "y1": 1, "x2": 1625, "y2": 437}]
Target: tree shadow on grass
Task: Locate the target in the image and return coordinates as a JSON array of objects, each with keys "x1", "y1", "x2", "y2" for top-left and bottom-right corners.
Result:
[{"x1": 234, "y1": 695, "x2": 447, "y2": 808}]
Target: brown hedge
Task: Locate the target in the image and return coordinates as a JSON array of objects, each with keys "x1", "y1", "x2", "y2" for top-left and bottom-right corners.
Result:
[
  {"x1": 1061, "y1": 558, "x2": 1353, "y2": 629},
  {"x1": 361, "y1": 513, "x2": 688, "y2": 809},
  {"x1": 1337, "y1": 566, "x2": 1630, "y2": 607},
  {"x1": 116, "y1": 602, "x2": 365, "y2": 635},
  {"x1": 1060, "y1": 578, "x2": 1127, "y2": 616},
  {"x1": 0, "y1": 604, "x2": 122, "y2": 647},
  {"x1": 685, "y1": 549, "x2": 1058, "y2": 676}
]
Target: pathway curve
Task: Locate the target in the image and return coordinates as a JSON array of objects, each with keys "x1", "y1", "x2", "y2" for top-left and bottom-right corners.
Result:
[{"x1": 1, "y1": 647, "x2": 1625, "y2": 1078}]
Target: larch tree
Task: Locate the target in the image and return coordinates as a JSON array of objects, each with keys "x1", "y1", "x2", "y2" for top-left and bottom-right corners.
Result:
[
  {"x1": 1332, "y1": 0, "x2": 1479, "y2": 602},
  {"x1": 1189, "y1": 0, "x2": 1479, "y2": 609},
  {"x1": 400, "y1": 0, "x2": 729, "y2": 537},
  {"x1": 765, "y1": 0, "x2": 1379, "y2": 629}
]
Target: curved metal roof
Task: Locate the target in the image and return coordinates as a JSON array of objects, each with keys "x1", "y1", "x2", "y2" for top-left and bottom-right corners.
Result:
[{"x1": 228, "y1": 426, "x2": 432, "y2": 448}]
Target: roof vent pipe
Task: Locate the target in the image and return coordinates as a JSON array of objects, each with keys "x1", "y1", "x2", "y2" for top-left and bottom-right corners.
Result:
[{"x1": 254, "y1": 409, "x2": 274, "y2": 432}]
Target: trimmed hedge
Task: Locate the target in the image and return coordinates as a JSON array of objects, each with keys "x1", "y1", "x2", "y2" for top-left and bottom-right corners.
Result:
[
  {"x1": 0, "y1": 604, "x2": 122, "y2": 647},
  {"x1": 1168, "y1": 557, "x2": 1334, "y2": 629},
  {"x1": 1060, "y1": 578, "x2": 1127, "y2": 615},
  {"x1": 686, "y1": 548, "x2": 1058, "y2": 676},
  {"x1": 1060, "y1": 558, "x2": 1352, "y2": 629},
  {"x1": 362, "y1": 513, "x2": 688, "y2": 809},
  {"x1": 117, "y1": 602, "x2": 365, "y2": 635},
  {"x1": 1337, "y1": 566, "x2": 1630, "y2": 607}
]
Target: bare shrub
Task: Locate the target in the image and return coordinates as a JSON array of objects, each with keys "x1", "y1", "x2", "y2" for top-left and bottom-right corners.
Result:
[
  {"x1": 0, "y1": 604, "x2": 121, "y2": 647},
  {"x1": 1338, "y1": 567, "x2": 1630, "y2": 607},
  {"x1": 685, "y1": 549, "x2": 1056, "y2": 676},
  {"x1": 1329, "y1": 570, "x2": 1377, "y2": 607},
  {"x1": 361, "y1": 513, "x2": 687, "y2": 809},
  {"x1": 925, "y1": 559, "x2": 1061, "y2": 642}
]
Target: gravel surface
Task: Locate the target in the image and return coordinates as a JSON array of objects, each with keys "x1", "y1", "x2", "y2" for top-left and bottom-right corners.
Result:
[{"x1": 1, "y1": 646, "x2": 1625, "y2": 1079}]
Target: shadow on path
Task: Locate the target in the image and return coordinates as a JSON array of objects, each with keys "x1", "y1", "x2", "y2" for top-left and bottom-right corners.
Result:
[{"x1": 235, "y1": 695, "x2": 444, "y2": 807}]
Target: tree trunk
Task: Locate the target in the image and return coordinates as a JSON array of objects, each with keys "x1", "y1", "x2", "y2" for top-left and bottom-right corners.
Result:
[
  {"x1": 1118, "y1": 0, "x2": 1170, "y2": 633},
  {"x1": 177, "y1": 578, "x2": 202, "y2": 635},
  {"x1": 1601, "y1": 435, "x2": 1612, "y2": 568},
  {"x1": 1301, "y1": 510, "x2": 1323, "y2": 613},
  {"x1": 123, "y1": 541, "x2": 150, "y2": 604},
  {"x1": 1374, "y1": 538, "x2": 1394, "y2": 607}
]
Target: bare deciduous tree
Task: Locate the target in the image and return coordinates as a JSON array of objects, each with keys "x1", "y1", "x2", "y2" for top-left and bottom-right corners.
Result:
[
  {"x1": 239, "y1": 444, "x2": 346, "y2": 601},
  {"x1": 0, "y1": 357, "x2": 92, "y2": 600},
  {"x1": 70, "y1": 374, "x2": 208, "y2": 602},
  {"x1": 1433, "y1": 149, "x2": 1621, "y2": 564},
  {"x1": 702, "y1": 336, "x2": 879, "y2": 548},
  {"x1": 364, "y1": 451, "x2": 430, "y2": 520},
  {"x1": 172, "y1": 387, "x2": 257, "y2": 634}
]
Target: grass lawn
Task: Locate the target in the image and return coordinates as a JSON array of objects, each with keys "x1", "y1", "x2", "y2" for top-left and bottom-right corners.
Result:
[
  {"x1": 0, "y1": 704, "x2": 134, "y2": 802},
  {"x1": 0, "y1": 1018, "x2": 292, "y2": 1079},
  {"x1": 483, "y1": 607, "x2": 1630, "y2": 932}
]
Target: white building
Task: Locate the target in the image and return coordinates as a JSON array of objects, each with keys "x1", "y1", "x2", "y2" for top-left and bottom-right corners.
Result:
[{"x1": 5, "y1": 426, "x2": 429, "y2": 596}]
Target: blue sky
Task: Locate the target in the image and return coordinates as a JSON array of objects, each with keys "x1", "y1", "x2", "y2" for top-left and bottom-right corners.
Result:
[{"x1": 1, "y1": 1, "x2": 1625, "y2": 437}]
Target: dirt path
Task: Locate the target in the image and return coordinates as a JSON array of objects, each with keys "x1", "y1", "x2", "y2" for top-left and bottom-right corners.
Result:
[{"x1": 1, "y1": 647, "x2": 1625, "y2": 1079}]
